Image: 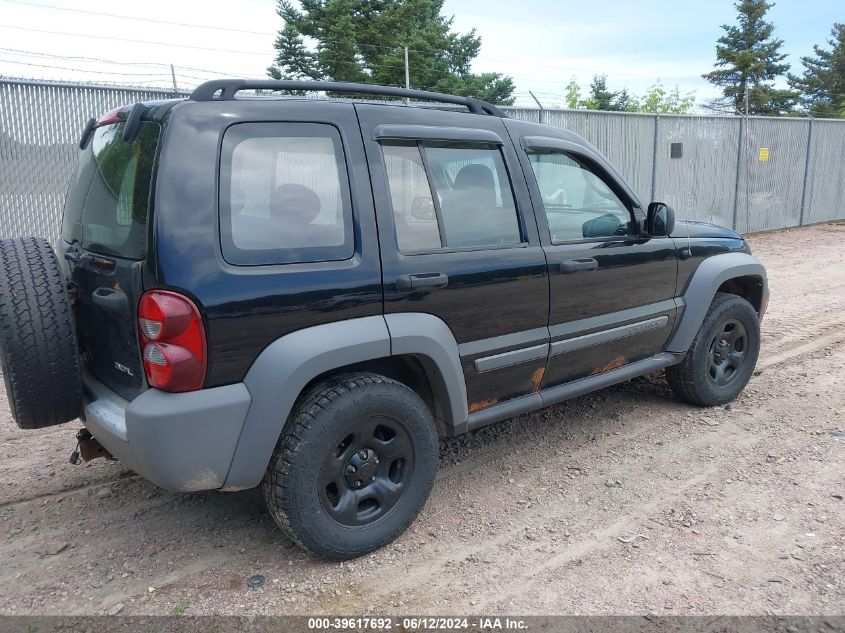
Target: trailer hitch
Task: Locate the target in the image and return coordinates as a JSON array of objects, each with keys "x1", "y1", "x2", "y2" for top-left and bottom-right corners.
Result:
[{"x1": 69, "y1": 429, "x2": 115, "y2": 464}]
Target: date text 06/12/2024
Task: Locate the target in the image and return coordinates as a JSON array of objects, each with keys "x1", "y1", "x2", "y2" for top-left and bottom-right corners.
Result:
[{"x1": 306, "y1": 617, "x2": 529, "y2": 630}]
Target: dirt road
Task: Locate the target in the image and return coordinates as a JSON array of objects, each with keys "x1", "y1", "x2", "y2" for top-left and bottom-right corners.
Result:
[{"x1": 0, "y1": 224, "x2": 843, "y2": 616}]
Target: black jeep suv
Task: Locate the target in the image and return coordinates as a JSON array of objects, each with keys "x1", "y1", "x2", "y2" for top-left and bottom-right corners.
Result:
[{"x1": 0, "y1": 80, "x2": 768, "y2": 559}]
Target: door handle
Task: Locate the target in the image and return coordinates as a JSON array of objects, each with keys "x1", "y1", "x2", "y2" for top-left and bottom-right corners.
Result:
[
  {"x1": 559, "y1": 258, "x2": 598, "y2": 274},
  {"x1": 397, "y1": 273, "x2": 449, "y2": 291},
  {"x1": 78, "y1": 253, "x2": 116, "y2": 273},
  {"x1": 91, "y1": 287, "x2": 128, "y2": 312}
]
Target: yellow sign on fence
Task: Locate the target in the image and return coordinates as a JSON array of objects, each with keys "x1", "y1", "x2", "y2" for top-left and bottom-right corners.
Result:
[{"x1": 759, "y1": 147, "x2": 770, "y2": 161}]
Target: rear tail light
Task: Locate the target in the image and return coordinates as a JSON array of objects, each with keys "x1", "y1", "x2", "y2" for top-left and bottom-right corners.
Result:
[{"x1": 138, "y1": 290, "x2": 207, "y2": 392}]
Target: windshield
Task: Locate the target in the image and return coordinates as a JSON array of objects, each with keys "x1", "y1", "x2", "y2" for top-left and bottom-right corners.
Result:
[{"x1": 61, "y1": 120, "x2": 160, "y2": 259}]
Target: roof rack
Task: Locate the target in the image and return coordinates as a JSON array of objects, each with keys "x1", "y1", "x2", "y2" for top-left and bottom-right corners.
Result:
[{"x1": 189, "y1": 79, "x2": 508, "y2": 118}]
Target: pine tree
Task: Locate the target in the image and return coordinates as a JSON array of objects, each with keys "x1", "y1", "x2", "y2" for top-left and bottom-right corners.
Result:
[
  {"x1": 585, "y1": 75, "x2": 622, "y2": 111},
  {"x1": 266, "y1": 23, "x2": 319, "y2": 83},
  {"x1": 703, "y1": 0, "x2": 798, "y2": 115},
  {"x1": 788, "y1": 23, "x2": 845, "y2": 118},
  {"x1": 267, "y1": 0, "x2": 516, "y2": 104}
]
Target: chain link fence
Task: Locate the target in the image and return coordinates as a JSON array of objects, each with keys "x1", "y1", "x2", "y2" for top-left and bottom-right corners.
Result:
[{"x1": 2, "y1": 77, "x2": 844, "y2": 245}]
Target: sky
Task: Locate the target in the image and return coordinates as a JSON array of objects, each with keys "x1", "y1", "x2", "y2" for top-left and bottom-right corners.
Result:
[{"x1": 0, "y1": 0, "x2": 841, "y2": 108}]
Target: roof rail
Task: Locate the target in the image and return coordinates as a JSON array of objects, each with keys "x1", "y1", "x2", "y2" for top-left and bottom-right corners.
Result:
[{"x1": 189, "y1": 79, "x2": 508, "y2": 118}]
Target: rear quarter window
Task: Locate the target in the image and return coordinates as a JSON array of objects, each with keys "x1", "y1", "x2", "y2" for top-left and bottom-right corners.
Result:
[{"x1": 219, "y1": 122, "x2": 354, "y2": 266}]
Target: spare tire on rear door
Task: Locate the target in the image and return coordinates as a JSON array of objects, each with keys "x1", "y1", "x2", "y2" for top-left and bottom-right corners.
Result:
[{"x1": 0, "y1": 237, "x2": 82, "y2": 429}]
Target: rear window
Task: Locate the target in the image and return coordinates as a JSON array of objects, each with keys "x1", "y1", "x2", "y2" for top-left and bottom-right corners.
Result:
[
  {"x1": 61, "y1": 121, "x2": 160, "y2": 260},
  {"x1": 219, "y1": 122, "x2": 354, "y2": 266}
]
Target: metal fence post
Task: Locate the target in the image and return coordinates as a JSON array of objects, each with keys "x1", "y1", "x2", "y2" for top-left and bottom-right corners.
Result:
[
  {"x1": 798, "y1": 118, "x2": 814, "y2": 227},
  {"x1": 731, "y1": 117, "x2": 745, "y2": 232},
  {"x1": 529, "y1": 91, "x2": 544, "y2": 124},
  {"x1": 650, "y1": 114, "x2": 659, "y2": 202}
]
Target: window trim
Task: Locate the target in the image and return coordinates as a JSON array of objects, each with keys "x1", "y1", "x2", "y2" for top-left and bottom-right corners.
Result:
[
  {"x1": 373, "y1": 124, "x2": 504, "y2": 145},
  {"x1": 417, "y1": 142, "x2": 448, "y2": 248},
  {"x1": 525, "y1": 147, "x2": 641, "y2": 246},
  {"x1": 380, "y1": 139, "x2": 527, "y2": 254},
  {"x1": 218, "y1": 121, "x2": 355, "y2": 267}
]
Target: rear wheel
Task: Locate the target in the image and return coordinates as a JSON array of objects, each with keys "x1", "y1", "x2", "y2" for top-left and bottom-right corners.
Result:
[
  {"x1": 0, "y1": 238, "x2": 82, "y2": 429},
  {"x1": 263, "y1": 373, "x2": 439, "y2": 560},
  {"x1": 667, "y1": 292, "x2": 760, "y2": 407}
]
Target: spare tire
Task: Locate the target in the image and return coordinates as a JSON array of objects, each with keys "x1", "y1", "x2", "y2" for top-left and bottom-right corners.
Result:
[{"x1": 0, "y1": 237, "x2": 82, "y2": 429}]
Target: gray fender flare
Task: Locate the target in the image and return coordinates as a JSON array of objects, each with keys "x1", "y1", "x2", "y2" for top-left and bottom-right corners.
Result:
[
  {"x1": 666, "y1": 252, "x2": 768, "y2": 354},
  {"x1": 384, "y1": 312, "x2": 468, "y2": 428},
  {"x1": 223, "y1": 314, "x2": 467, "y2": 490}
]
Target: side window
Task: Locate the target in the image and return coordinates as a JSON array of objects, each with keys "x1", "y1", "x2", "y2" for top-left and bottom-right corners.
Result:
[
  {"x1": 219, "y1": 122, "x2": 353, "y2": 265},
  {"x1": 382, "y1": 143, "x2": 442, "y2": 252},
  {"x1": 527, "y1": 151, "x2": 634, "y2": 243},
  {"x1": 382, "y1": 142, "x2": 523, "y2": 251}
]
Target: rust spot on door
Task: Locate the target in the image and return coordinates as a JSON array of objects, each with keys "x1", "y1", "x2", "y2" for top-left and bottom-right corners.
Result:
[
  {"x1": 591, "y1": 355, "x2": 625, "y2": 375},
  {"x1": 468, "y1": 399, "x2": 498, "y2": 413},
  {"x1": 531, "y1": 366, "x2": 545, "y2": 392}
]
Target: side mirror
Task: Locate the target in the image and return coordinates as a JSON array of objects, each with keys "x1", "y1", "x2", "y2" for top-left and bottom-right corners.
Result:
[
  {"x1": 410, "y1": 196, "x2": 436, "y2": 221},
  {"x1": 645, "y1": 202, "x2": 675, "y2": 236}
]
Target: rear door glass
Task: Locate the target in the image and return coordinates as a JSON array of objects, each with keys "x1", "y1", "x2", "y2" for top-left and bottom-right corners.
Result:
[
  {"x1": 381, "y1": 142, "x2": 523, "y2": 252},
  {"x1": 61, "y1": 121, "x2": 160, "y2": 259}
]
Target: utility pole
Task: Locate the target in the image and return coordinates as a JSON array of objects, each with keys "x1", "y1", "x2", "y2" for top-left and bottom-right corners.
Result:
[
  {"x1": 744, "y1": 82, "x2": 751, "y2": 234},
  {"x1": 404, "y1": 46, "x2": 410, "y2": 105},
  {"x1": 170, "y1": 64, "x2": 178, "y2": 97}
]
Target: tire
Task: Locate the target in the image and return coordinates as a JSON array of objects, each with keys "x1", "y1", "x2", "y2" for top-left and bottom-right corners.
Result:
[
  {"x1": 0, "y1": 237, "x2": 82, "y2": 429},
  {"x1": 666, "y1": 292, "x2": 760, "y2": 407},
  {"x1": 263, "y1": 372, "x2": 439, "y2": 560}
]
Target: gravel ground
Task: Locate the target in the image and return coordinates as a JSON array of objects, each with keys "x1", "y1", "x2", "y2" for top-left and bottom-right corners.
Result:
[{"x1": 0, "y1": 223, "x2": 843, "y2": 616}]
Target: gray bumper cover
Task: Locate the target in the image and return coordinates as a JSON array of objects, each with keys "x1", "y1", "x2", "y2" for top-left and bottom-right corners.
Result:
[{"x1": 81, "y1": 375, "x2": 251, "y2": 492}]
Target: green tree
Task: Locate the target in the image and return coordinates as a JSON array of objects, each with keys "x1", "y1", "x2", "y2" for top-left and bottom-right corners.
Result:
[
  {"x1": 788, "y1": 23, "x2": 845, "y2": 118},
  {"x1": 564, "y1": 76, "x2": 581, "y2": 109},
  {"x1": 584, "y1": 74, "x2": 624, "y2": 111},
  {"x1": 703, "y1": 0, "x2": 797, "y2": 115},
  {"x1": 267, "y1": 0, "x2": 516, "y2": 104},
  {"x1": 565, "y1": 76, "x2": 696, "y2": 113},
  {"x1": 267, "y1": 23, "x2": 320, "y2": 84},
  {"x1": 637, "y1": 80, "x2": 696, "y2": 114}
]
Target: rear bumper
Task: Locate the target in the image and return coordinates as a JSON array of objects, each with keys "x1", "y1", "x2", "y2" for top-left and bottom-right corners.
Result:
[{"x1": 80, "y1": 374, "x2": 251, "y2": 492}]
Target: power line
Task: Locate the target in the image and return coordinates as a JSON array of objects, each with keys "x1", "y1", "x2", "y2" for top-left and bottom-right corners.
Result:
[
  {"x1": 0, "y1": 24, "x2": 274, "y2": 56},
  {"x1": 0, "y1": 73, "x2": 188, "y2": 89},
  {"x1": 0, "y1": 29, "x2": 451, "y2": 80},
  {"x1": 0, "y1": 47, "x2": 172, "y2": 68},
  {"x1": 0, "y1": 0, "x2": 698, "y2": 88},
  {"x1": 0, "y1": 0, "x2": 448, "y2": 56},
  {"x1": 0, "y1": 47, "x2": 248, "y2": 78},
  {"x1": 0, "y1": 60, "x2": 429, "y2": 93},
  {"x1": 0, "y1": 40, "x2": 585, "y2": 94},
  {"x1": 1, "y1": 0, "x2": 277, "y2": 37},
  {"x1": 0, "y1": 57, "x2": 172, "y2": 76}
]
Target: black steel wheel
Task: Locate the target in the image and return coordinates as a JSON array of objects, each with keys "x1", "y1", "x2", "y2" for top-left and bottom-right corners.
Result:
[
  {"x1": 707, "y1": 318, "x2": 748, "y2": 387},
  {"x1": 667, "y1": 292, "x2": 761, "y2": 407},
  {"x1": 319, "y1": 415, "x2": 414, "y2": 527},
  {"x1": 263, "y1": 373, "x2": 438, "y2": 560}
]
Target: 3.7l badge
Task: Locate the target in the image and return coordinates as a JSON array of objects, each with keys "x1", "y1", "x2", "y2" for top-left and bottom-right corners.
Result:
[{"x1": 113, "y1": 362, "x2": 134, "y2": 377}]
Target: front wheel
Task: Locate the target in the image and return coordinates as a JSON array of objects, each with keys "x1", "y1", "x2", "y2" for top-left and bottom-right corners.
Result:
[
  {"x1": 263, "y1": 373, "x2": 439, "y2": 560},
  {"x1": 667, "y1": 292, "x2": 761, "y2": 407}
]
